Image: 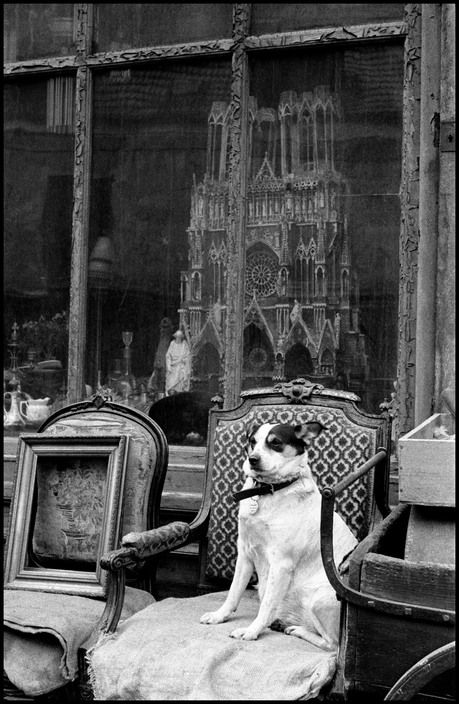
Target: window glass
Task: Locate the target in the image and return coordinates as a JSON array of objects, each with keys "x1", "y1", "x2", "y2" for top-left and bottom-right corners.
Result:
[
  {"x1": 251, "y1": 4, "x2": 405, "y2": 35},
  {"x1": 4, "y1": 77, "x2": 74, "y2": 432},
  {"x1": 238, "y1": 44, "x2": 404, "y2": 412},
  {"x1": 87, "y1": 59, "x2": 231, "y2": 444},
  {"x1": 93, "y1": 4, "x2": 233, "y2": 53},
  {"x1": 4, "y1": 4, "x2": 76, "y2": 62}
]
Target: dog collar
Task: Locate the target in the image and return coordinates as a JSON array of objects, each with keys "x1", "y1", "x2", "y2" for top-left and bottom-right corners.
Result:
[{"x1": 233, "y1": 478, "x2": 299, "y2": 503}]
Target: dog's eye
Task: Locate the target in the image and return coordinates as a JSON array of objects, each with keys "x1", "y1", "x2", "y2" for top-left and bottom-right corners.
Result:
[
  {"x1": 248, "y1": 437, "x2": 256, "y2": 449},
  {"x1": 267, "y1": 437, "x2": 284, "y2": 452}
]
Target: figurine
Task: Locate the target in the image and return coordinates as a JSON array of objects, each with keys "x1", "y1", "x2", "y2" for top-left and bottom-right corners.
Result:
[
  {"x1": 165, "y1": 330, "x2": 191, "y2": 396},
  {"x1": 148, "y1": 317, "x2": 173, "y2": 398}
]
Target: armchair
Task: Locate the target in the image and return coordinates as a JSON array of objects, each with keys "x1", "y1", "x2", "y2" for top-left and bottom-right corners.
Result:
[
  {"x1": 3, "y1": 395, "x2": 171, "y2": 701},
  {"x1": 88, "y1": 380, "x2": 393, "y2": 700}
]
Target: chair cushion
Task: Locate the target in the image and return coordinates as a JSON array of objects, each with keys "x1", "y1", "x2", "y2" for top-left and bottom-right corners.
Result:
[
  {"x1": 206, "y1": 404, "x2": 377, "y2": 581},
  {"x1": 88, "y1": 590, "x2": 338, "y2": 701},
  {"x1": 3, "y1": 587, "x2": 155, "y2": 697}
]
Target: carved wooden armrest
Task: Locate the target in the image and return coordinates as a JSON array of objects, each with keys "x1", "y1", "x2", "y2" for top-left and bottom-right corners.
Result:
[
  {"x1": 121, "y1": 521, "x2": 191, "y2": 559},
  {"x1": 94, "y1": 522, "x2": 191, "y2": 638}
]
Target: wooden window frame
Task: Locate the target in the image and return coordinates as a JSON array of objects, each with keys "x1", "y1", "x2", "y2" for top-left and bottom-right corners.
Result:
[{"x1": 4, "y1": 3, "x2": 416, "y2": 429}]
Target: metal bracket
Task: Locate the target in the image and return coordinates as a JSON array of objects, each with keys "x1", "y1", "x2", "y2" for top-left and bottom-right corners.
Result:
[{"x1": 440, "y1": 121, "x2": 455, "y2": 152}]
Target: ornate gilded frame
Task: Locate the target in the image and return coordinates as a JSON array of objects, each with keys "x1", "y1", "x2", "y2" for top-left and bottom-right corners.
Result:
[{"x1": 4, "y1": 433, "x2": 129, "y2": 598}]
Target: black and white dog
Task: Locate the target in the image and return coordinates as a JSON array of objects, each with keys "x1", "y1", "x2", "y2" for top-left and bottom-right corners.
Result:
[{"x1": 201, "y1": 422, "x2": 357, "y2": 654}]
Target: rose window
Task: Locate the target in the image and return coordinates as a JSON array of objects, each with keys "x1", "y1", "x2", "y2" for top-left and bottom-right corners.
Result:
[{"x1": 245, "y1": 251, "x2": 278, "y2": 297}]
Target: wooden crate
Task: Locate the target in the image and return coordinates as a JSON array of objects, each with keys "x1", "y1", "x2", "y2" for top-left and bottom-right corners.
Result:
[
  {"x1": 346, "y1": 505, "x2": 455, "y2": 701},
  {"x1": 398, "y1": 413, "x2": 455, "y2": 507}
]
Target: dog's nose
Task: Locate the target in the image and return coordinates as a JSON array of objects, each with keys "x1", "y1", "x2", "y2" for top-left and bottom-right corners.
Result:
[{"x1": 248, "y1": 454, "x2": 260, "y2": 467}]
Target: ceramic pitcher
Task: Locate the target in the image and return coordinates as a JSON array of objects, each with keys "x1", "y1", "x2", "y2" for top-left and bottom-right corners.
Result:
[{"x1": 21, "y1": 397, "x2": 51, "y2": 424}]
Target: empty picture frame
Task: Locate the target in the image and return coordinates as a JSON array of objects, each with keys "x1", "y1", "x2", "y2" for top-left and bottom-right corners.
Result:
[{"x1": 4, "y1": 434, "x2": 129, "y2": 598}]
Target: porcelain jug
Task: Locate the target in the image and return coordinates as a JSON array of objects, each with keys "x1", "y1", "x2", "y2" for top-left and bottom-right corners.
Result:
[
  {"x1": 4, "y1": 391, "x2": 27, "y2": 427},
  {"x1": 22, "y1": 397, "x2": 51, "y2": 424}
]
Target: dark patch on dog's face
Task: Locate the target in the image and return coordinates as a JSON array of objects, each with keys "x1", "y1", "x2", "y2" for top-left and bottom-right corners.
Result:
[{"x1": 263, "y1": 424, "x2": 306, "y2": 455}]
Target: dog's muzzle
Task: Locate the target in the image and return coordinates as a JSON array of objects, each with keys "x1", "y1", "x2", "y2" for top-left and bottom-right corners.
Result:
[{"x1": 248, "y1": 454, "x2": 261, "y2": 468}]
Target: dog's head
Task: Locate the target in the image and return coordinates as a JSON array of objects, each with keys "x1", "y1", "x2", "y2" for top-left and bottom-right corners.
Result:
[{"x1": 242, "y1": 421, "x2": 326, "y2": 483}]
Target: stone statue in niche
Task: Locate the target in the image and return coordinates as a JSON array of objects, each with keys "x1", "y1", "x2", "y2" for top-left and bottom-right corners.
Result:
[
  {"x1": 165, "y1": 330, "x2": 191, "y2": 396},
  {"x1": 290, "y1": 299, "x2": 302, "y2": 323},
  {"x1": 148, "y1": 317, "x2": 173, "y2": 399}
]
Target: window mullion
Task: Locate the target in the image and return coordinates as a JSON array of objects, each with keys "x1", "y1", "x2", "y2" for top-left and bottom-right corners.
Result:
[
  {"x1": 223, "y1": 4, "x2": 251, "y2": 408},
  {"x1": 67, "y1": 5, "x2": 94, "y2": 402}
]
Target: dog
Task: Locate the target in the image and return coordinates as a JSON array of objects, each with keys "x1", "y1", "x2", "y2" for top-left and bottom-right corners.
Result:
[{"x1": 200, "y1": 421, "x2": 358, "y2": 653}]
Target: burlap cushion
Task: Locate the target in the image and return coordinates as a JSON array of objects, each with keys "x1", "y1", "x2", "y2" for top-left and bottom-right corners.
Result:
[
  {"x1": 88, "y1": 590, "x2": 338, "y2": 700},
  {"x1": 4, "y1": 587, "x2": 155, "y2": 696}
]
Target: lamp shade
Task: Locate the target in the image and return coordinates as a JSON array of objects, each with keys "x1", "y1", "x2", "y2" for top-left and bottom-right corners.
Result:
[{"x1": 88, "y1": 236, "x2": 115, "y2": 287}]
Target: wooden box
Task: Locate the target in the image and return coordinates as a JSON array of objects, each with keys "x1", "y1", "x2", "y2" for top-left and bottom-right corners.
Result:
[
  {"x1": 398, "y1": 413, "x2": 455, "y2": 507},
  {"x1": 346, "y1": 505, "x2": 455, "y2": 701}
]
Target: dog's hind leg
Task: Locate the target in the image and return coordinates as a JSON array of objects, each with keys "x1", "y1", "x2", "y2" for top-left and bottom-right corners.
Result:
[
  {"x1": 285, "y1": 590, "x2": 340, "y2": 651},
  {"x1": 200, "y1": 549, "x2": 254, "y2": 625},
  {"x1": 284, "y1": 625, "x2": 336, "y2": 651}
]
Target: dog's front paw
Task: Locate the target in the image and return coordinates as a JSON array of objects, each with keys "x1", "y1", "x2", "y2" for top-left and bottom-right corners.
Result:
[
  {"x1": 200, "y1": 610, "x2": 228, "y2": 625},
  {"x1": 229, "y1": 626, "x2": 260, "y2": 640}
]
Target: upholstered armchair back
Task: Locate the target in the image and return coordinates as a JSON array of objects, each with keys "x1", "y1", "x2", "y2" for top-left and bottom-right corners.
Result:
[
  {"x1": 203, "y1": 382, "x2": 391, "y2": 583},
  {"x1": 34, "y1": 399, "x2": 168, "y2": 566}
]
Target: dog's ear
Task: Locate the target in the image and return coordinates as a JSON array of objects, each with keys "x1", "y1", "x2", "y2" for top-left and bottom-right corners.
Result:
[
  {"x1": 246, "y1": 424, "x2": 260, "y2": 443},
  {"x1": 294, "y1": 421, "x2": 326, "y2": 441}
]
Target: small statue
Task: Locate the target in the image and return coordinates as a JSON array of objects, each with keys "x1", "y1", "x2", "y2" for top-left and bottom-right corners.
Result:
[
  {"x1": 165, "y1": 330, "x2": 191, "y2": 396},
  {"x1": 290, "y1": 299, "x2": 302, "y2": 323},
  {"x1": 148, "y1": 317, "x2": 173, "y2": 398}
]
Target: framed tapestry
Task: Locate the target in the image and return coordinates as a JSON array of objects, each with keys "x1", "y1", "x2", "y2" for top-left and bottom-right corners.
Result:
[{"x1": 4, "y1": 434, "x2": 129, "y2": 598}]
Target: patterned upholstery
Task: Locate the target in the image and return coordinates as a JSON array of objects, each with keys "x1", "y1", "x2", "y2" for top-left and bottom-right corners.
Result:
[{"x1": 206, "y1": 403, "x2": 378, "y2": 582}]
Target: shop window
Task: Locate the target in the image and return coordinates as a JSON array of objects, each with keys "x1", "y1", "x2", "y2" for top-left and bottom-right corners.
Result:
[
  {"x1": 87, "y1": 58, "x2": 231, "y2": 442},
  {"x1": 250, "y1": 4, "x2": 405, "y2": 36},
  {"x1": 93, "y1": 3, "x2": 233, "y2": 53},
  {"x1": 4, "y1": 4, "x2": 76, "y2": 62},
  {"x1": 4, "y1": 77, "x2": 74, "y2": 430},
  {"x1": 239, "y1": 43, "x2": 403, "y2": 411}
]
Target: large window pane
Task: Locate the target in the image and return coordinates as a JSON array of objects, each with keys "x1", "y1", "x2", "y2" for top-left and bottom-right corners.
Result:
[
  {"x1": 87, "y1": 59, "x2": 231, "y2": 444},
  {"x1": 4, "y1": 77, "x2": 74, "y2": 429},
  {"x1": 4, "y1": 4, "x2": 76, "y2": 62},
  {"x1": 93, "y1": 4, "x2": 233, "y2": 53},
  {"x1": 251, "y1": 4, "x2": 405, "y2": 35},
  {"x1": 237, "y1": 44, "x2": 403, "y2": 412}
]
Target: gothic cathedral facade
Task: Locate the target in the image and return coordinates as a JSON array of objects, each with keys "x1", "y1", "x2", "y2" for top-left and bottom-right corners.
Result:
[{"x1": 179, "y1": 85, "x2": 368, "y2": 396}]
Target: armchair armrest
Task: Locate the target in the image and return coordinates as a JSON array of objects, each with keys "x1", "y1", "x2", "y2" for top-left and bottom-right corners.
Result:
[
  {"x1": 320, "y1": 451, "x2": 455, "y2": 625},
  {"x1": 121, "y1": 521, "x2": 191, "y2": 559},
  {"x1": 95, "y1": 521, "x2": 190, "y2": 637}
]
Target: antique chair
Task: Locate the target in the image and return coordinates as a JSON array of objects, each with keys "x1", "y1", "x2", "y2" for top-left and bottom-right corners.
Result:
[
  {"x1": 87, "y1": 379, "x2": 394, "y2": 700},
  {"x1": 3, "y1": 395, "x2": 173, "y2": 701}
]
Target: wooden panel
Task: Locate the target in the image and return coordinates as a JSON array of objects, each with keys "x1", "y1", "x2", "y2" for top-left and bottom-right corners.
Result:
[
  {"x1": 360, "y1": 552, "x2": 455, "y2": 610},
  {"x1": 404, "y1": 505, "x2": 455, "y2": 564},
  {"x1": 155, "y1": 542, "x2": 201, "y2": 598},
  {"x1": 398, "y1": 413, "x2": 455, "y2": 506},
  {"x1": 346, "y1": 605, "x2": 455, "y2": 697},
  {"x1": 161, "y1": 444, "x2": 206, "y2": 512}
]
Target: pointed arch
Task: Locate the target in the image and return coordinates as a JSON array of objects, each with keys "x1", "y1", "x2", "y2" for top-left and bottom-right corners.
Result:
[{"x1": 284, "y1": 343, "x2": 313, "y2": 380}]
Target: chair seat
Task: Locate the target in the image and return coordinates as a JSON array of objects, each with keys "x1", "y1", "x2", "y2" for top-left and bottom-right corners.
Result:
[
  {"x1": 4, "y1": 587, "x2": 155, "y2": 697},
  {"x1": 88, "y1": 589, "x2": 338, "y2": 701}
]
